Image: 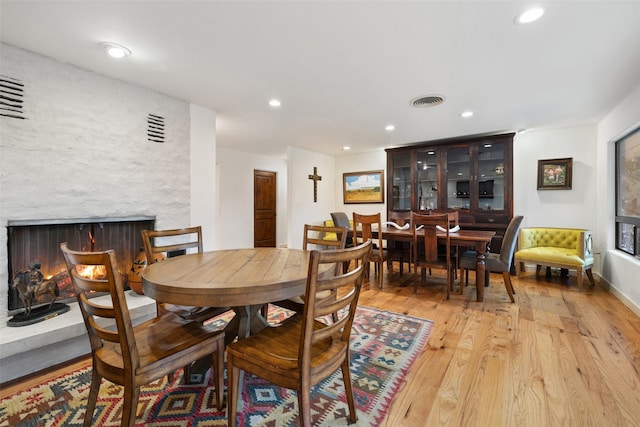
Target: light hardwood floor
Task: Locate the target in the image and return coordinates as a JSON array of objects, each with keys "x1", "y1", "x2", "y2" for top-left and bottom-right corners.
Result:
[
  {"x1": 3, "y1": 265, "x2": 640, "y2": 426},
  {"x1": 362, "y1": 265, "x2": 640, "y2": 427}
]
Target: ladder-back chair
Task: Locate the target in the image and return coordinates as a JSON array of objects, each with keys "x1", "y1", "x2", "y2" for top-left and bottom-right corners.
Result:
[{"x1": 60, "y1": 242, "x2": 225, "y2": 427}]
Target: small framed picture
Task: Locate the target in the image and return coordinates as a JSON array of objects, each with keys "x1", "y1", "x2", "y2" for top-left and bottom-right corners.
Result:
[
  {"x1": 343, "y1": 170, "x2": 384, "y2": 204},
  {"x1": 537, "y1": 158, "x2": 573, "y2": 190}
]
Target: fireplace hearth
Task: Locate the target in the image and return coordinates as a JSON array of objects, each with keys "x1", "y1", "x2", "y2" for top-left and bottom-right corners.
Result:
[{"x1": 7, "y1": 216, "x2": 155, "y2": 316}]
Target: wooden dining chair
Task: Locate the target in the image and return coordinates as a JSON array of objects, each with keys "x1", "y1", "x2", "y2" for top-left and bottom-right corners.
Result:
[
  {"x1": 226, "y1": 240, "x2": 372, "y2": 427},
  {"x1": 141, "y1": 226, "x2": 230, "y2": 323},
  {"x1": 386, "y1": 210, "x2": 412, "y2": 276},
  {"x1": 459, "y1": 215, "x2": 524, "y2": 302},
  {"x1": 60, "y1": 243, "x2": 225, "y2": 427},
  {"x1": 411, "y1": 212, "x2": 454, "y2": 299},
  {"x1": 267, "y1": 224, "x2": 348, "y2": 319},
  {"x1": 413, "y1": 211, "x2": 459, "y2": 281},
  {"x1": 445, "y1": 210, "x2": 460, "y2": 281},
  {"x1": 353, "y1": 212, "x2": 390, "y2": 288},
  {"x1": 141, "y1": 227, "x2": 232, "y2": 383}
]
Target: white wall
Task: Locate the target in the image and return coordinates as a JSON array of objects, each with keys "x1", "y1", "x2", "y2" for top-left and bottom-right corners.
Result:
[
  {"x1": 287, "y1": 147, "x2": 335, "y2": 249},
  {"x1": 513, "y1": 124, "x2": 598, "y2": 233},
  {"x1": 219, "y1": 146, "x2": 384, "y2": 251},
  {"x1": 215, "y1": 147, "x2": 288, "y2": 249},
  {"x1": 597, "y1": 83, "x2": 640, "y2": 315},
  {"x1": 190, "y1": 104, "x2": 217, "y2": 251},
  {"x1": 0, "y1": 44, "x2": 192, "y2": 317},
  {"x1": 334, "y1": 150, "x2": 388, "y2": 220}
]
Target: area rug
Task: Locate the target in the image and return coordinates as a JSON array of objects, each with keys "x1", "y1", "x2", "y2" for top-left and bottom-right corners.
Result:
[{"x1": 0, "y1": 306, "x2": 433, "y2": 427}]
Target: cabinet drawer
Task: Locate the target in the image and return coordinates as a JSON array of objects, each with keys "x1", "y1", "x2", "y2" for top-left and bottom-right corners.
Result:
[{"x1": 475, "y1": 214, "x2": 510, "y2": 225}]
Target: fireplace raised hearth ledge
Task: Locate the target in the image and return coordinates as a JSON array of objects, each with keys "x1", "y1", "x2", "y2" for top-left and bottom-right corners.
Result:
[{"x1": 0, "y1": 291, "x2": 156, "y2": 384}]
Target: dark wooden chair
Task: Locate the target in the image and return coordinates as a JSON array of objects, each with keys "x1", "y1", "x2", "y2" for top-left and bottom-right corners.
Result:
[
  {"x1": 459, "y1": 215, "x2": 524, "y2": 302},
  {"x1": 411, "y1": 212, "x2": 454, "y2": 298},
  {"x1": 353, "y1": 212, "x2": 390, "y2": 288},
  {"x1": 60, "y1": 242, "x2": 225, "y2": 427},
  {"x1": 267, "y1": 224, "x2": 348, "y2": 319},
  {"x1": 386, "y1": 211, "x2": 412, "y2": 276},
  {"x1": 445, "y1": 211, "x2": 460, "y2": 282},
  {"x1": 226, "y1": 240, "x2": 372, "y2": 427}
]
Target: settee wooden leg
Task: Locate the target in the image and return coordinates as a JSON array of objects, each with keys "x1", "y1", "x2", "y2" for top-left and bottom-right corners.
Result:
[
  {"x1": 586, "y1": 269, "x2": 596, "y2": 287},
  {"x1": 577, "y1": 270, "x2": 583, "y2": 288}
]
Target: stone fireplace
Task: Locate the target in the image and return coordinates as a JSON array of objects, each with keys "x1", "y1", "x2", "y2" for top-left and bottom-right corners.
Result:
[{"x1": 0, "y1": 44, "x2": 214, "y2": 384}]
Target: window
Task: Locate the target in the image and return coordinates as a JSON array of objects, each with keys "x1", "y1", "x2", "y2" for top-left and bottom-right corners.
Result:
[{"x1": 615, "y1": 126, "x2": 640, "y2": 257}]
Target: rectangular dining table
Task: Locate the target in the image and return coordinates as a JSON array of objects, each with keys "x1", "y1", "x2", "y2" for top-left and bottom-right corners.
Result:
[{"x1": 357, "y1": 226, "x2": 496, "y2": 302}]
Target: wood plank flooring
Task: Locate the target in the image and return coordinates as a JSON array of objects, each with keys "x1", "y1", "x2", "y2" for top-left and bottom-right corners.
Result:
[
  {"x1": 2, "y1": 264, "x2": 640, "y2": 426},
  {"x1": 360, "y1": 265, "x2": 640, "y2": 427}
]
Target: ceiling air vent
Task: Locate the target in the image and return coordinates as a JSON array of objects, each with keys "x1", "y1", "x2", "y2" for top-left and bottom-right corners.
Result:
[
  {"x1": 147, "y1": 114, "x2": 165, "y2": 143},
  {"x1": 411, "y1": 95, "x2": 446, "y2": 108},
  {"x1": 0, "y1": 75, "x2": 26, "y2": 119}
]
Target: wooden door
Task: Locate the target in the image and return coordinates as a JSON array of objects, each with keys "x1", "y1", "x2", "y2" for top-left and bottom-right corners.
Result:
[{"x1": 254, "y1": 170, "x2": 277, "y2": 247}]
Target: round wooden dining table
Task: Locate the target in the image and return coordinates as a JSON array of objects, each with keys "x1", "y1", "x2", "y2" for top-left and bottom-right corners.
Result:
[{"x1": 142, "y1": 247, "x2": 330, "y2": 340}]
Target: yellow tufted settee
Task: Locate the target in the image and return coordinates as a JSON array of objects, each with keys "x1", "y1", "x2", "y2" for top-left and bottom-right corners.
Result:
[{"x1": 515, "y1": 227, "x2": 595, "y2": 288}]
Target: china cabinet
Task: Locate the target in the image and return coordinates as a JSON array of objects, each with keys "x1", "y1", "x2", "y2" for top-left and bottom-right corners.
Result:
[{"x1": 386, "y1": 133, "x2": 514, "y2": 251}]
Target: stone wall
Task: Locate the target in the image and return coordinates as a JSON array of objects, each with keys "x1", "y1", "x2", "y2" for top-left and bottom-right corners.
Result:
[{"x1": 0, "y1": 44, "x2": 191, "y2": 318}]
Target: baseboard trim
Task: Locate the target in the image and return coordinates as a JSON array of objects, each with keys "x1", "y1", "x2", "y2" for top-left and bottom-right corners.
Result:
[{"x1": 600, "y1": 276, "x2": 640, "y2": 318}]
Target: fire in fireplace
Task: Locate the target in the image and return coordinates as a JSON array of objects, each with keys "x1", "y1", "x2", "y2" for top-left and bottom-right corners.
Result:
[{"x1": 7, "y1": 217, "x2": 155, "y2": 316}]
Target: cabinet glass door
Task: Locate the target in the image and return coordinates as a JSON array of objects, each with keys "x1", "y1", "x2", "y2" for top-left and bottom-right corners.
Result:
[
  {"x1": 447, "y1": 146, "x2": 471, "y2": 210},
  {"x1": 477, "y1": 142, "x2": 505, "y2": 211},
  {"x1": 417, "y1": 149, "x2": 438, "y2": 210},
  {"x1": 390, "y1": 152, "x2": 412, "y2": 210}
]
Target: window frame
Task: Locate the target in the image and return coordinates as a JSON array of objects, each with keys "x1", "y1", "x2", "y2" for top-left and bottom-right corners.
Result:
[{"x1": 615, "y1": 125, "x2": 640, "y2": 258}]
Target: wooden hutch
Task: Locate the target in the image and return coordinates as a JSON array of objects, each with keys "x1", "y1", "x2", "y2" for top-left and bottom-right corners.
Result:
[{"x1": 386, "y1": 132, "x2": 514, "y2": 252}]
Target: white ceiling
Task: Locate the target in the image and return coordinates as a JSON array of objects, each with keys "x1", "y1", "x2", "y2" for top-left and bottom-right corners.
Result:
[{"x1": 2, "y1": 1, "x2": 640, "y2": 157}]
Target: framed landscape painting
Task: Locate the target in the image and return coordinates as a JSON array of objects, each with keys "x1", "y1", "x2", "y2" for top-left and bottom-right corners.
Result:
[
  {"x1": 343, "y1": 170, "x2": 384, "y2": 203},
  {"x1": 537, "y1": 158, "x2": 573, "y2": 190}
]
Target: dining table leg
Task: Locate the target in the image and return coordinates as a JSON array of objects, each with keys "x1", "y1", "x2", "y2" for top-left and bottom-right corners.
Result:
[
  {"x1": 185, "y1": 305, "x2": 270, "y2": 381},
  {"x1": 232, "y1": 304, "x2": 269, "y2": 339}
]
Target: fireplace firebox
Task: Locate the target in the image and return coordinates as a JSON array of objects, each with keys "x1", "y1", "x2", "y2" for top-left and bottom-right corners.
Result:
[{"x1": 7, "y1": 217, "x2": 155, "y2": 316}]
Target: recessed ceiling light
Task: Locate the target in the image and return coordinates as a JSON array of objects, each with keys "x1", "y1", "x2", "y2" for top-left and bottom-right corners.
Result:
[
  {"x1": 342, "y1": 146, "x2": 351, "y2": 151},
  {"x1": 100, "y1": 42, "x2": 131, "y2": 58},
  {"x1": 460, "y1": 111, "x2": 474, "y2": 118},
  {"x1": 515, "y1": 7, "x2": 544, "y2": 24},
  {"x1": 268, "y1": 99, "x2": 281, "y2": 107},
  {"x1": 385, "y1": 124, "x2": 395, "y2": 131}
]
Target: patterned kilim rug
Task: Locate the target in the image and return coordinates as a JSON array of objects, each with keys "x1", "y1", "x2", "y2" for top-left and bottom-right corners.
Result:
[{"x1": 0, "y1": 305, "x2": 433, "y2": 427}]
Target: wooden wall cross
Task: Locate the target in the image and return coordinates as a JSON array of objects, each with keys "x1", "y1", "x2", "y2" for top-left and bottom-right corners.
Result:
[{"x1": 308, "y1": 166, "x2": 322, "y2": 203}]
